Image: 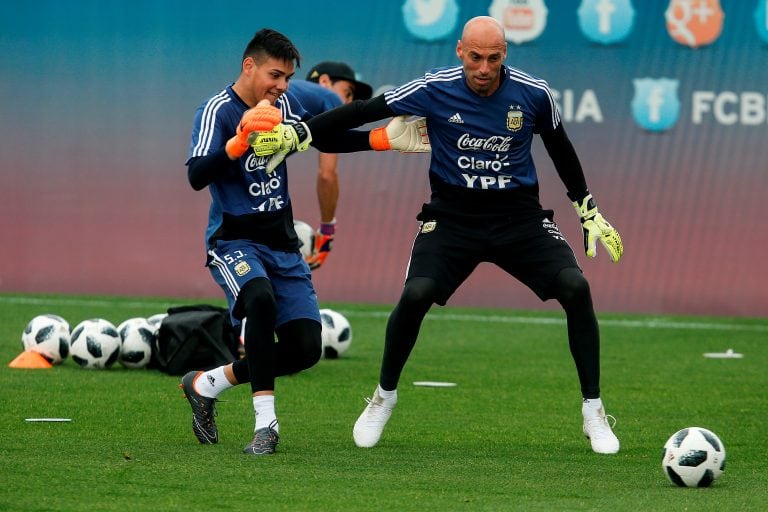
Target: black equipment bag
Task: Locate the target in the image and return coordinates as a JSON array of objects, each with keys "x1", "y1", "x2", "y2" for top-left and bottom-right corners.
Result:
[{"x1": 151, "y1": 305, "x2": 240, "y2": 375}]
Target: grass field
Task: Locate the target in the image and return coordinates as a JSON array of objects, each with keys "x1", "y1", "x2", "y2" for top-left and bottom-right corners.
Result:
[{"x1": 1, "y1": 293, "x2": 766, "y2": 511}]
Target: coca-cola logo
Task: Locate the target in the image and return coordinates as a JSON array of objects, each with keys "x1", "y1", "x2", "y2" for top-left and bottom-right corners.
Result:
[{"x1": 457, "y1": 133, "x2": 513, "y2": 152}]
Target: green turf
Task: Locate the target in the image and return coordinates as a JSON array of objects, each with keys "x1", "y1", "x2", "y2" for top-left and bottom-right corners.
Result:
[{"x1": 1, "y1": 294, "x2": 766, "y2": 511}]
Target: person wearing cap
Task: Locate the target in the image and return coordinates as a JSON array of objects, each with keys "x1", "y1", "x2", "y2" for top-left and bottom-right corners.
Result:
[{"x1": 288, "y1": 62, "x2": 372, "y2": 270}]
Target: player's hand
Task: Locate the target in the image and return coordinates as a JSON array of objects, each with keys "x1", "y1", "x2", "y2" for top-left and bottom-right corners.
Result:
[
  {"x1": 369, "y1": 116, "x2": 430, "y2": 152},
  {"x1": 225, "y1": 100, "x2": 283, "y2": 159},
  {"x1": 572, "y1": 194, "x2": 623, "y2": 263},
  {"x1": 250, "y1": 122, "x2": 312, "y2": 173},
  {"x1": 305, "y1": 221, "x2": 335, "y2": 270}
]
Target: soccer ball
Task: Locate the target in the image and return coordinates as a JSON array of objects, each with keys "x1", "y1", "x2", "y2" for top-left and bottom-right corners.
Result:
[
  {"x1": 21, "y1": 314, "x2": 70, "y2": 364},
  {"x1": 319, "y1": 309, "x2": 352, "y2": 359},
  {"x1": 117, "y1": 317, "x2": 154, "y2": 369},
  {"x1": 146, "y1": 313, "x2": 167, "y2": 336},
  {"x1": 294, "y1": 219, "x2": 315, "y2": 258},
  {"x1": 69, "y1": 319, "x2": 121, "y2": 369},
  {"x1": 662, "y1": 427, "x2": 726, "y2": 487}
]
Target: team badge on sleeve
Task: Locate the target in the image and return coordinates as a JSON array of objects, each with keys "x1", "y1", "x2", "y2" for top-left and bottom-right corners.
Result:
[
  {"x1": 234, "y1": 261, "x2": 251, "y2": 276},
  {"x1": 420, "y1": 221, "x2": 437, "y2": 234}
]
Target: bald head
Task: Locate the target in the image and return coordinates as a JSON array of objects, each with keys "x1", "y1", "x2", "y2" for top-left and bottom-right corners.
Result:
[
  {"x1": 456, "y1": 16, "x2": 507, "y2": 96},
  {"x1": 461, "y1": 16, "x2": 506, "y2": 44}
]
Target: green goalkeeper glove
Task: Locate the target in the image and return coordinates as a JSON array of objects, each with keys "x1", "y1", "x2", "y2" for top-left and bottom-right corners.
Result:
[
  {"x1": 572, "y1": 194, "x2": 623, "y2": 263},
  {"x1": 250, "y1": 122, "x2": 312, "y2": 173}
]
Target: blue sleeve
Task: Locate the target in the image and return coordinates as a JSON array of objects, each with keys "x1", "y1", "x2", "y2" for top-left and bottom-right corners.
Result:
[
  {"x1": 188, "y1": 100, "x2": 232, "y2": 160},
  {"x1": 532, "y1": 81, "x2": 561, "y2": 136},
  {"x1": 382, "y1": 75, "x2": 432, "y2": 117}
]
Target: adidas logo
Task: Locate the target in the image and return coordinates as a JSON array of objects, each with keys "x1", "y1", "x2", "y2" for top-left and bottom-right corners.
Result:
[
  {"x1": 207, "y1": 375, "x2": 216, "y2": 386},
  {"x1": 448, "y1": 112, "x2": 464, "y2": 124}
]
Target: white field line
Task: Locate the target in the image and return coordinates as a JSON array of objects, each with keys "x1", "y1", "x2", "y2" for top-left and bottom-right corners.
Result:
[
  {"x1": 341, "y1": 311, "x2": 768, "y2": 333},
  {"x1": 2, "y1": 295, "x2": 766, "y2": 333}
]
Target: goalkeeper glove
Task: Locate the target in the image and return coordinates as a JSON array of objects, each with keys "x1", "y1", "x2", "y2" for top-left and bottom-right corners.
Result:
[
  {"x1": 572, "y1": 193, "x2": 623, "y2": 263},
  {"x1": 250, "y1": 122, "x2": 312, "y2": 173},
  {"x1": 304, "y1": 221, "x2": 335, "y2": 270},
  {"x1": 369, "y1": 116, "x2": 430, "y2": 152},
  {"x1": 224, "y1": 101, "x2": 283, "y2": 159}
]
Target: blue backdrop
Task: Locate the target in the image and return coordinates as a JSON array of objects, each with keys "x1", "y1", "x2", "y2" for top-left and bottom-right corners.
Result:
[{"x1": 1, "y1": 1, "x2": 766, "y2": 317}]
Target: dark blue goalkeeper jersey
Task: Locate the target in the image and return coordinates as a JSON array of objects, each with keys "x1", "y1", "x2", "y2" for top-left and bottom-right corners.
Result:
[
  {"x1": 383, "y1": 65, "x2": 560, "y2": 191},
  {"x1": 187, "y1": 86, "x2": 308, "y2": 247}
]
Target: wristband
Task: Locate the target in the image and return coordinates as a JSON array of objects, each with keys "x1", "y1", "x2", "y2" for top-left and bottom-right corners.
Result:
[{"x1": 320, "y1": 219, "x2": 336, "y2": 236}]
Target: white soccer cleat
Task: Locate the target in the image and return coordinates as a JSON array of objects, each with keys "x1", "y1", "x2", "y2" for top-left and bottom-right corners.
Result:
[
  {"x1": 582, "y1": 401, "x2": 620, "y2": 454},
  {"x1": 353, "y1": 387, "x2": 397, "y2": 448}
]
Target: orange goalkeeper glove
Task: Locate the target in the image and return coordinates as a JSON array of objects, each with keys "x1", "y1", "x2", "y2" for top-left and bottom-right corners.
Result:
[
  {"x1": 572, "y1": 193, "x2": 623, "y2": 263},
  {"x1": 304, "y1": 221, "x2": 335, "y2": 270},
  {"x1": 224, "y1": 100, "x2": 283, "y2": 159},
  {"x1": 369, "y1": 116, "x2": 430, "y2": 152}
]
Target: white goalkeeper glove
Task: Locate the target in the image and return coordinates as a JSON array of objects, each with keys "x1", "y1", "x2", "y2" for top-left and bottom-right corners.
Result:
[
  {"x1": 369, "y1": 116, "x2": 430, "y2": 152},
  {"x1": 572, "y1": 193, "x2": 623, "y2": 263},
  {"x1": 250, "y1": 122, "x2": 312, "y2": 173}
]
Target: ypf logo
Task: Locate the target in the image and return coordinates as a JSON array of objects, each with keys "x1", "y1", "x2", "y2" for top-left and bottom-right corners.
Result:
[
  {"x1": 665, "y1": 0, "x2": 724, "y2": 48},
  {"x1": 631, "y1": 78, "x2": 680, "y2": 132},
  {"x1": 402, "y1": 0, "x2": 460, "y2": 42},
  {"x1": 755, "y1": 0, "x2": 768, "y2": 43},
  {"x1": 577, "y1": 0, "x2": 636, "y2": 45},
  {"x1": 489, "y1": 0, "x2": 548, "y2": 45}
]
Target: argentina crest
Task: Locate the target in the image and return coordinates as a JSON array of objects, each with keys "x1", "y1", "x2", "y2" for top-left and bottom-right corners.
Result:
[{"x1": 506, "y1": 106, "x2": 523, "y2": 132}]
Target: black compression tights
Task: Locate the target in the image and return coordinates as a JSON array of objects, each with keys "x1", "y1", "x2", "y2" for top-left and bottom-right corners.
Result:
[
  {"x1": 553, "y1": 267, "x2": 601, "y2": 399},
  {"x1": 379, "y1": 270, "x2": 601, "y2": 399},
  {"x1": 230, "y1": 278, "x2": 322, "y2": 393},
  {"x1": 379, "y1": 277, "x2": 438, "y2": 391}
]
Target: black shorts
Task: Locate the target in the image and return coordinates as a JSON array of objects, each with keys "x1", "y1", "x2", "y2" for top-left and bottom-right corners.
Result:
[{"x1": 406, "y1": 206, "x2": 580, "y2": 305}]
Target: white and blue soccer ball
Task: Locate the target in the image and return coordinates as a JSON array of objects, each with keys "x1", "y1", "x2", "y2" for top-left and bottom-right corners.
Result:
[
  {"x1": 662, "y1": 427, "x2": 726, "y2": 487},
  {"x1": 294, "y1": 219, "x2": 315, "y2": 259},
  {"x1": 319, "y1": 309, "x2": 352, "y2": 359},
  {"x1": 21, "y1": 314, "x2": 70, "y2": 364},
  {"x1": 117, "y1": 317, "x2": 154, "y2": 369},
  {"x1": 69, "y1": 319, "x2": 121, "y2": 369}
]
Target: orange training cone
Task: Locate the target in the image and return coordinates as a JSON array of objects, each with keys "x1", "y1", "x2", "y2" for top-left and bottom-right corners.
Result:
[{"x1": 8, "y1": 351, "x2": 53, "y2": 369}]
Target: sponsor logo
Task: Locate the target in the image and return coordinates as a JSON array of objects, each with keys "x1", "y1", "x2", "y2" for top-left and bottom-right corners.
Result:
[
  {"x1": 542, "y1": 218, "x2": 566, "y2": 241},
  {"x1": 631, "y1": 78, "x2": 680, "y2": 132},
  {"x1": 489, "y1": 0, "x2": 548, "y2": 44},
  {"x1": 461, "y1": 174, "x2": 516, "y2": 189},
  {"x1": 244, "y1": 153, "x2": 270, "y2": 173},
  {"x1": 234, "y1": 261, "x2": 251, "y2": 276},
  {"x1": 665, "y1": 0, "x2": 724, "y2": 48},
  {"x1": 577, "y1": 0, "x2": 635, "y2": 45},
  {"x1": 458, "y1": 155, "x2": 510, "y2": 172},
  {"x1": 448, "y1": 112, "x2": 464, "y2": 123},
  {"x1": 402, "y1": 0, "x2": 460, "y2": 42},
  {"x1": 420, "y1": 220, "x2": 437, "y2": 233},
  {"x1": 457, "y1": 133, "x2": 513, "y2": 152},
  {"x1": 506, "y1": 106, "x2": 524, "y2": 131}
]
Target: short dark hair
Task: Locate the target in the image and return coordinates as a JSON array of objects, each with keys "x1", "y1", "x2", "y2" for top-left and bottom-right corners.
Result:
[{"x1": 242, "y1": 28, "x2": 301, "y2": 67}]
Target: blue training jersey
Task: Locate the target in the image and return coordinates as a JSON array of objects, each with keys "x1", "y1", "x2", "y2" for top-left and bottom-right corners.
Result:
[
  {"x1": 384, "y1": 65, "x2": 560, "y2": 191},
  {"x1": 288, "y1": 80, "x2": 342, "y2": 117},
  {"x1": 187, "y1": 86, "x2": 308, "y2": 247}
]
